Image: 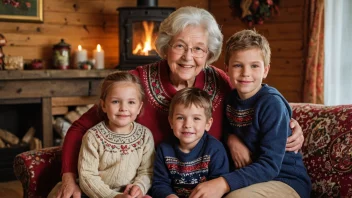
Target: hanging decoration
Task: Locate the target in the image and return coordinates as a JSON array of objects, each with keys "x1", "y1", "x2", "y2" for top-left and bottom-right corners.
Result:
[{"x1": 229, "y1": 0, "x2": 280, "y2": 27}]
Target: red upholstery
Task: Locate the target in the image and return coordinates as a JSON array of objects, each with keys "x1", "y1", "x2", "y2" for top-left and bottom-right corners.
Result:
[
  {"x1": 13, "y1": 146, "x2": 62, "y2": 198},
  {"x1": 290, "y1": 103, "x2": 352, "y2": 198},
  {"x1": 13, "y1": 103, "x2": 352, "y2": 197}
]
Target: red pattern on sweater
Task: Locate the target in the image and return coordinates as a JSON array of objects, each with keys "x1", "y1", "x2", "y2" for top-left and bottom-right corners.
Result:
[{"x1": 62, "y1": 60, "x2": 232, "y2": 174}]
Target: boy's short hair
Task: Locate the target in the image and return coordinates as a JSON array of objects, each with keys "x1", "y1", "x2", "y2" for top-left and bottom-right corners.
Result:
[
  {"x1": 169, "y1": 87, "x2": 212, "y2": 120},
  {"x1": 224, "y1": 29, "x2": 271, "y2": 66}
]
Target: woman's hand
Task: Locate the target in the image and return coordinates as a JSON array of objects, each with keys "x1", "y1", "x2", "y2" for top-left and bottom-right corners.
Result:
[
  {"x1": 189, "y1": 177, "x2": 229, "y2": 198},
  {"x1": 227, "y1": 134, "x2": 252, "y2": 168},
  {"x1": 56, "y1": 173, "x2": 81, "y2": 198},
  {"x1": 123, "y1": 184, "x2": 143, "y2": 198},
  {"x1": 286, "y1": 118, "x2": 304, "y2": 153}
]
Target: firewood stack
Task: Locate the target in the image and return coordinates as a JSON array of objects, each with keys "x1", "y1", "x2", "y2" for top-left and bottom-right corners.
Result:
[
  {"x1": 0, "y1": 127, "x2": 42, "y2": 150},
  {"x1": 53, "y1": 104, "x2": 93, "y2": 142}
]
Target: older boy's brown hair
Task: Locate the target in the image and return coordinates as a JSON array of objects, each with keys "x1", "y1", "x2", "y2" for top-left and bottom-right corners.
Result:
[
  {"x1": 169, "y1": 87, "x2": 212, "y2": 120},
  {"x1": 224, "y1": 29, "x2": 271, "y2": 66}
]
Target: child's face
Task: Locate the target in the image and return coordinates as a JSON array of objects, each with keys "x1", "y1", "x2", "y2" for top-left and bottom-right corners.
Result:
[
  {"x1": 226, "y1": 48, "x2": 270, "y2": 100},
  {"x1": 101, "y1": 82, "x2": 143, "y2": 133},
  {"x1": 168, "y1": 104, "x2": 213, "y2": 153}
]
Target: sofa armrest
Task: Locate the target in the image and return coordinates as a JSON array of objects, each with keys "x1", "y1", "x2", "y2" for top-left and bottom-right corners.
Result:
[
  {"x1": 290, "y1": 103, "x2": 352, "y2": 198},
  {"x1": 14, "y1": 146, "x2": 62, "y2": 198}
]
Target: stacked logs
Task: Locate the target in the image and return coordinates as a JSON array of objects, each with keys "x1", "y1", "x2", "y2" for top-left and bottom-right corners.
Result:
[{"x1": 0, "y1": 127, "x2": 42, "y2": 150}]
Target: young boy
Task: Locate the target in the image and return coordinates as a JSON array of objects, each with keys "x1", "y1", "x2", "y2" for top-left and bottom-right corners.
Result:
[
  {"x1": 151, "y1": 87, "x2": 229, "y2": 198},
  {"x1": 220, "y1": 29, "x2": 311, "y2": 198}
]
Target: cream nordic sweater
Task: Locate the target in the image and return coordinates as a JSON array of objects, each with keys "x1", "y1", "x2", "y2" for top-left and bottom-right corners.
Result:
[{"x1": 78, "y1": 121, "x2": 155, "y2": 198}]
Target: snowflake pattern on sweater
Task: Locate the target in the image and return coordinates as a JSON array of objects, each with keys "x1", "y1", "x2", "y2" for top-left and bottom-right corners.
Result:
[{"x1": 166, "y1": 155, "x2": 210, "y2": 197}]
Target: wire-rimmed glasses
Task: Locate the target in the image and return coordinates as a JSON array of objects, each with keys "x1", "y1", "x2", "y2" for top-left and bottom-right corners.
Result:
[{"x1": 168, "y1": 43, "x2": 208, "y2": 58}]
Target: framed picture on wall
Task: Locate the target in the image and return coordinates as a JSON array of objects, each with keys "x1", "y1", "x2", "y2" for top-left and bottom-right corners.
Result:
[{"x1": 0, "y1": 0, "x2": 43, "y2": 23}]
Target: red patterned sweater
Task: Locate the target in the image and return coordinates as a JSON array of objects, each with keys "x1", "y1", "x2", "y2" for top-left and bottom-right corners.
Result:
[{"x1": 62, "y1": 60, "x2": 232, "y2": 174}]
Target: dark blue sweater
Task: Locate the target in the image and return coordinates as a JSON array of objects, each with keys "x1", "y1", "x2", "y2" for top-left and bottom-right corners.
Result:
[
  {"x1": 151, "y1": 132, "x2": 229, "y2": 198},
  {"x1": 223, "y1": 84, "x2": 311, "y2": 198}
]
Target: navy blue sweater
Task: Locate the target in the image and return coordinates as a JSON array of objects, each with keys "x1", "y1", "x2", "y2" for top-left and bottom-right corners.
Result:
[
  {"x1": 223, "y1": 84, "x2": 311, "y2": 198},
  {"x1": 151, "y1": 132, "x2": 229, "y2": 198}
]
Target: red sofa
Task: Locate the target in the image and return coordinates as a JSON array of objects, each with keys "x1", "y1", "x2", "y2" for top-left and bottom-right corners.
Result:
[{"x1": 14, "y1": 103, "x2": 352, "y2": 197}]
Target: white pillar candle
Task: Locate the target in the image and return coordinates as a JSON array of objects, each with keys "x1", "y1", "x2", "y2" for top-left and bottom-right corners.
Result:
[
  {"x1": 93, "y1": 44, "x2": 104, "y2": 69},
  {"x1": 75, "y1": 45, "x2": 87, "y2": 68}
]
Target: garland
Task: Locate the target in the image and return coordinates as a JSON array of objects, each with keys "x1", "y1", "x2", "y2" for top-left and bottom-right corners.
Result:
[{"x1": 229, "y1": 0, "x2": 280, "y2": 27}]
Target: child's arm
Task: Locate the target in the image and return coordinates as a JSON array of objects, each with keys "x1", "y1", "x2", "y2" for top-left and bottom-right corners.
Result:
[
  {"x1": 132, "y1": 130, "x2": 155, "y2": 195},
  {"x1": 222, "y1": 95, "x2": 291, "y2": 191},
  {"x1": 224, "y1": 111, "x2": 252, "y2": 168},
  {"x1": 188, "y1": 140, "x2": 230, "y2": 198},
  {"x1": 227, "y1": 134, "x2": 252, "y2": 168},
  {"x1": 151, "y1": 144, "x2": 177, "y2": 198},
  {"x1": 208, "y1": 140, "x2": 230, "y2": 179},
  {"x1": 78, "y1": 132, "x2": 121, "y2": 198}
]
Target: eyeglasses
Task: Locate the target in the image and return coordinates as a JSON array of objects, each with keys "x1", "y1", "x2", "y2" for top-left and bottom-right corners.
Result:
[{"x1": 168, "y1": 43, "x2": 208, "y2": 58}]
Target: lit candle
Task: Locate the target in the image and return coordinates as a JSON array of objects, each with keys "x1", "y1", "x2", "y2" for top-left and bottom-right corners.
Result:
[
  {"x1": 93, "y1": 44, "x2": 104, "y2": 69},
  {"x1": 75, "y1": 45, "x2": 87, "y2": 68}
]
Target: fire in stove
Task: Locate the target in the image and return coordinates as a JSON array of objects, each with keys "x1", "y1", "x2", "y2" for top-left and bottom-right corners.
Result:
[
  {"x1": 132, "y1": 21, "x2": 158, "y2": 56},
  {"x1": 117, "y1": 0, "x2": 175, "y2": 70}
]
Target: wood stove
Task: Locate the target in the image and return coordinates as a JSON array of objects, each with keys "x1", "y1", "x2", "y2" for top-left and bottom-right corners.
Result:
[{"x1": 117, "y1": 1, "x2": 174, "y2": 70}]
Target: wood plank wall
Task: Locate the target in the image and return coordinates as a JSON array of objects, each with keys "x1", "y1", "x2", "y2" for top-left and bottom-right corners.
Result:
[
  {"x1": 0, "y1": 0, "x2": 207, "y2": 69},
  {"x1": 210, "y1": 0, "x2": 307, "y2": 102},
  {"x1": 0, "y1": 0, "x2": 307, "y2": 102}
]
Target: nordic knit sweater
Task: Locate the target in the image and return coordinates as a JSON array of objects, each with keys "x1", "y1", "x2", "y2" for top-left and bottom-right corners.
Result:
[
  {"x1": 78, "y1": 121, "x2": 155, "y2": 198},
  {"x1": 62, "y1": 60, "x2": 232, "y2": 174},
  {"x1": 152, "y1": 132, "x2": 229, "y2": 198},
  {"x1": 222, "y1": 84, "x2": 311, "y2": 198}
]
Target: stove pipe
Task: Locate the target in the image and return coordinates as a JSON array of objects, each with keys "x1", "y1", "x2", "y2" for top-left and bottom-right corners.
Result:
[{"x1": 137, "y1": 0, "x2": 158, "y2": 7}]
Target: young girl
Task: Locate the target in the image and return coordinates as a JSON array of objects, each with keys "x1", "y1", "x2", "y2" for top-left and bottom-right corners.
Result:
[{"x1": 78, "y1": 71, "x2": 155, "y2": 198}]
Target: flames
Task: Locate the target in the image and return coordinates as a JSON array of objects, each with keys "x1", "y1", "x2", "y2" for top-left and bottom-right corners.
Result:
[{"x1": 132, "y1": 21, "x2": 156, "y2": 56}]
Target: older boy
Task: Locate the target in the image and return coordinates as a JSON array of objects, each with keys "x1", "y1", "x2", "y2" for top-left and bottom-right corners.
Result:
[
  {"x1": 223, "y1": 30, "x2": 311, "y2": 198},
  {"x1": 189, "y1": 30, "x2": 311, "y2": 198},
  {"x1": 151, "y1": 87, "x2": 229, "y2": 198}
]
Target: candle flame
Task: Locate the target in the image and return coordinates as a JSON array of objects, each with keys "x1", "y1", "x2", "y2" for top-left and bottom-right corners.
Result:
[
  {"x1": 97, "y1": 44, "x2": 102, "y2": 52},
  {"x1": 78, "y1": 45, "x2": 82, "y2": 50}
]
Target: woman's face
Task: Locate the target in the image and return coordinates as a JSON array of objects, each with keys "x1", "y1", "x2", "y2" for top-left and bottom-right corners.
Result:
[{"x1": 167, "y1": 25, "x2": 209, "y2": 86}]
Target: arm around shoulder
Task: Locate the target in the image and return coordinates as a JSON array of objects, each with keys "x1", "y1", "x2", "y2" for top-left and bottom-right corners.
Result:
[{"x1": 62, "y1": 105, "x2": 101, "y2": 174}]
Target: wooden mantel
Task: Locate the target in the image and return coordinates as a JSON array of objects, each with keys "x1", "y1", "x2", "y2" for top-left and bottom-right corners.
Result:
[{"x1": 0, "y1": 69, "x2": 115, "y2": 147}]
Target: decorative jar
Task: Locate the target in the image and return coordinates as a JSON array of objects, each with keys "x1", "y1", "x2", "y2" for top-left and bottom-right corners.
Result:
[{"x1": 53, "y1": 39, "x2": 70, "y2": 69}]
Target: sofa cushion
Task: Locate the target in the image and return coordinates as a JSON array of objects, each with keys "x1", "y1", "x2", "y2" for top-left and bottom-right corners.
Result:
[{"x1": 291, "y1": 103, "x2": 352, "y2": 198}]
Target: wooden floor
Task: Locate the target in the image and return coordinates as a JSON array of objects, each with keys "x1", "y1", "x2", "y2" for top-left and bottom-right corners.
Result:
[{"x1": 0, "y1": 180, "x2": 23, "y2": 198}]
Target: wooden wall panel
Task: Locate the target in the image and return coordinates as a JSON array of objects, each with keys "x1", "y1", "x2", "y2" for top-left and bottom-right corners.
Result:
[
  {"x1": 0, "y1": 0, "x2": 204, "y2": 70},
  {"x1": 210, "y1": 0, "x2": 307, "y2": 102},
  {"x1": 0, "y1": 0, "x2": 306, "y2": 102}
]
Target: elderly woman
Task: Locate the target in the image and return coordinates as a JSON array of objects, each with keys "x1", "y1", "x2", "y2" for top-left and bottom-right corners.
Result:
[{"x1": 52, "y1": 6, "x2": 304, "y2": 198}]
